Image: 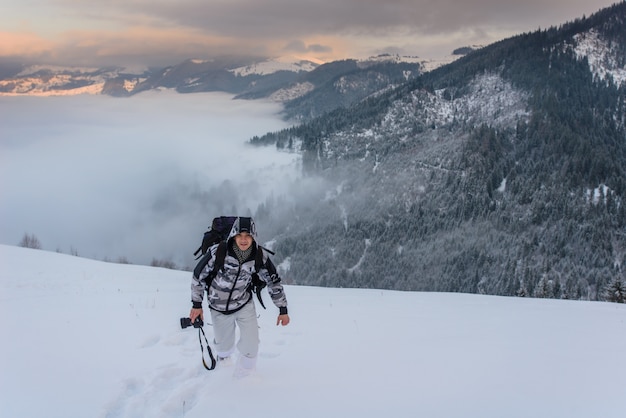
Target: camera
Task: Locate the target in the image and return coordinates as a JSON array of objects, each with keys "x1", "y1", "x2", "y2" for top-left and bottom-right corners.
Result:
[{"x1": 180, "y1": 317, "x2": 204, "y2": 329}]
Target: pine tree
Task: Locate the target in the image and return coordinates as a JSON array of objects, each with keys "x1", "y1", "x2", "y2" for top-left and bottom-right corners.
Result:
[{"x1": 603, "y1": 276, "x2": 626, "y2": 303}]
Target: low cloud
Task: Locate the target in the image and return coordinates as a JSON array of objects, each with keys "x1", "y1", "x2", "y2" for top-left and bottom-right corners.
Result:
[
  {"x1": 283, "y1": 40, "x2": 333, "y2": 56},
  {"x1": 0, "y1": 91, "x2": 300, "y2": 268}
]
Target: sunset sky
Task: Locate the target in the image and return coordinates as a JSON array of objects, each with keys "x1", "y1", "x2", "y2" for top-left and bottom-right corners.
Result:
[{"x1": 0, "y1": 0, "x2": 620, "y2": 68}]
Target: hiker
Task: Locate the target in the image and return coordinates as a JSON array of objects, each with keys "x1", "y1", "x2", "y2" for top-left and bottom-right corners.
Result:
[{"x1": 189, "y1": 217, "x2": 290, "y2": 377}]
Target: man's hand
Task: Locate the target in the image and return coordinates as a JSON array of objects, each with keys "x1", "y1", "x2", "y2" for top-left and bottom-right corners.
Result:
[
  {"x1": 190, "y1": 308, "x2": 204, "y2": 323},
  {"x1": 276, "y1": 314, "x2": 290, "y2": 326}
]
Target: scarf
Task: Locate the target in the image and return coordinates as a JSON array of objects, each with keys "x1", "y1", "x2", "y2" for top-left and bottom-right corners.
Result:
[{"x1": 232, "y1": 241, "x2": 253, "y2": 264}]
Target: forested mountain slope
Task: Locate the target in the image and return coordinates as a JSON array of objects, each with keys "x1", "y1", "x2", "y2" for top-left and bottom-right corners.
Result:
[{"x1": 252, "y1": 2, "x2": 626, "y2": 301}]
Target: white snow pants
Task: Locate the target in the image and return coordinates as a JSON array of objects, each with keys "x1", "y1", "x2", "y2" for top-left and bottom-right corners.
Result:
[{"x1": 210, "y1": 300, "x2": 259, "y2": 360}]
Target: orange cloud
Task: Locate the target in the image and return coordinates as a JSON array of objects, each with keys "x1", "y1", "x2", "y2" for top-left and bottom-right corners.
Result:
[
  {"x1": 0, "y1": 31, "x2": 56, "y2": 57},
  {"x1": 1, "y1": 24, "x2": 346, "y2": 67}
]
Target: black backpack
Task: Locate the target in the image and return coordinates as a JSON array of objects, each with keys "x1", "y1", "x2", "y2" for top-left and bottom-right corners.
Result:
[
  {"x1": 193, "y1": 216, "x2": 239, "y2": 259},
  {"x1": 192, "y1": 216, "x2": 275, "y2": 309}
]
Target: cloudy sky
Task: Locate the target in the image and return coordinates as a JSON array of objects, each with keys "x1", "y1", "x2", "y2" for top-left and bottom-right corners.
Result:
[{"x1": 0, "y1": 0, "x2": 619, "y2": 68}]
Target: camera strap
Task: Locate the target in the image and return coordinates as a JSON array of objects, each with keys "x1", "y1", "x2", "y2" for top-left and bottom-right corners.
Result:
[{"x1": 197, "y1": 327, "x2": 216, "y2": 370}]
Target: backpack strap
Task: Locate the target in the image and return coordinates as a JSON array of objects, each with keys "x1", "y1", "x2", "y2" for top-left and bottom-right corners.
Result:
[
  {"x1": 209, "y1": 241, "x2": 228, "y2": 279},
  {"x1": 250, "y1": 246, "x2": 277, "y2": 310},
  {"x1": 192, "y1": 241, "x2": 228, "y2": 285},
  {"x1": 250, "y1": 247, "x2": 267, "y2": 309},
  {"x1": 254, "y1": 246, "x2": 264, "y2": 272}
]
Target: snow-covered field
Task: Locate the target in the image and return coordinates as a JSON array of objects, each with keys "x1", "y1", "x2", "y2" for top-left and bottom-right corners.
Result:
[{"x1": 1, "y1": 244, "x2": 625, "y2": 418}]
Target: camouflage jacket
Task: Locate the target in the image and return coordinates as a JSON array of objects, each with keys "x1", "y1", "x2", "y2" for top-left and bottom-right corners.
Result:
[{"x1": 191, "y1": 241, "x2": 288, "y2": 315}]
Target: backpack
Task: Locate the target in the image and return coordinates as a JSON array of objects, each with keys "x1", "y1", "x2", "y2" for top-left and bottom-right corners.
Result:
[
  {"x1": 192, "y1": 216, "x2": 275, "y2": 309},
  {"x1": 193, "y1": 216, "x2": 239, "y2": 259}
]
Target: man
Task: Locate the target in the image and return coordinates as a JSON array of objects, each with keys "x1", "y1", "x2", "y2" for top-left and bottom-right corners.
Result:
[{"x1": 189, "y1": 217, "x2": 290, "y2": 378}]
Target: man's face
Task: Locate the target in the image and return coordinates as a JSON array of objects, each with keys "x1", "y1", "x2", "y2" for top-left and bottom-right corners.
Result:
[{"x1": 234, "y1": 232, "x2": 253, "y2": 251}]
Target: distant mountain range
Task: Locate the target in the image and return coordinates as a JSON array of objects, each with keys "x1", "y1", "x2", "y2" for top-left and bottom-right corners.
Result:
[
  {"x1": 0, "y1": 52, "x2": 464, "y2": 96},
  {"x1": 0, "y1": 52, "x2": 469, "y2": 120}
]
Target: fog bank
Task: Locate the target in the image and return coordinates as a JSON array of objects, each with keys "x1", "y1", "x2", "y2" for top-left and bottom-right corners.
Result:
[{"x1": 0, "y1": 91, "x2": 299, "y2": 268}]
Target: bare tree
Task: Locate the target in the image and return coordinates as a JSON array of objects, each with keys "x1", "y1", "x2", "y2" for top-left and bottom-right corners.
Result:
[
  {"x1": 117, "y1": 256, "x2": 132, "y2": 264},
  {"x1": 151, "y1": 258, "x2": 178, "y2": 270},
  {"x1": 19, "y1": 233, "x2": 41, "y2": 249}
]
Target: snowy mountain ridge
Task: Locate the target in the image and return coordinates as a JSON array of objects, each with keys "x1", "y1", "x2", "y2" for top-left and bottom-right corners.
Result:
[
  {"x1": 0, "y1": 66, "x2": 146, "y2": 97},
  {"x1": 229, "y1": 55, "x2": 321, "y2": 76},
  {"x1": 0, "y1": 53, "x2": 456, "y2": 98}
]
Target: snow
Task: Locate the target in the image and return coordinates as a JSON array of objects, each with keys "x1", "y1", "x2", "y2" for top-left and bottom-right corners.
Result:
[
  {"x1": 418, "y1": 55, "x2": 462, "y2": 72},
  {"x1": 269, "y1": 81, "x2": 315, "y2": 102},
  {"x1": 497, "y1": 178, "x2": 507, "y2": 193},
  {"x1": 378, "y1": 72, "x2": 529, "y2": 138},
  {"x1": 356, "y1": 53, "x2": 461, "y2": 73},
  {"x1": 587, "y1": 183, "x2": 611, "y2": 205},
  {"x1": 574, "y1": 29, "x2": 626, "y2": 87},
  {"x1": 229, "y1": 56, "x2": 320, "y2": 77},
  {"x1": 1, "y1": 243, "x2": 625, "y2": 418},
  {"x1": 0, "y1": 80, "x2": 105, "y2": 96},
  {"x1": 0, "y1": 65, "x2": 149, "y2": 96}
]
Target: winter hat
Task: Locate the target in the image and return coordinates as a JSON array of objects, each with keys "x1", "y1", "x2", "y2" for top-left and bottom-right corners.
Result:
[
  {"x1": 239, "y1": 217, "x2": 253, "y2": 233},
  {"x1": 228, "y1": 217, "x2": 257, "y2": 240}
]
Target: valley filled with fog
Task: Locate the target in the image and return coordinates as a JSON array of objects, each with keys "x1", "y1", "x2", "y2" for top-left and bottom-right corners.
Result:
[{"x1": 0, "y1": 91, "x2": 301, "y2": 268}]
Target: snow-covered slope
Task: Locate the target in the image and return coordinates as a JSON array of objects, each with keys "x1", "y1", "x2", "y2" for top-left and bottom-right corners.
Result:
[
  {"x1": 357, "y1": 52, "x2": 462, "y2": 73},
  {"x1": 1, "y1": 244, "x2": 624, "y2": 418},
  {"x1": 320, "y1": 71, "x2": 530, "y2": 168},
  {"x1": 0, "y1": 54, "x2": 441, "y2": 97},
  {"x1": 229, "y1": 55, "x2": 321, "y2": 76},
  {"x1": 573, "y1": 28, "x2": 626, "y2": 86},
  {"x1": 0, "y1": 66, "x2": 146, "y2": 96}
]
